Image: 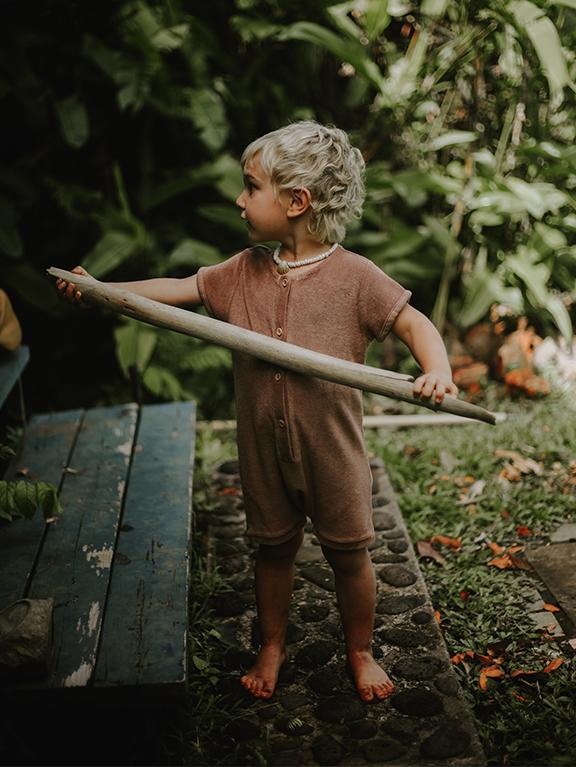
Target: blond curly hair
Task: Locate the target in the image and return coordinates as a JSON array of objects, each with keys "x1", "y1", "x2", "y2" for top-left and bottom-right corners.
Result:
[{"x1": 241, "y1": 121, "x2": 365, "y2": 244}]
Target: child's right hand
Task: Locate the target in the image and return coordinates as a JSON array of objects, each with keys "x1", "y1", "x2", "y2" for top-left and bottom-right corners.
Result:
[{"x1": 56, "y1": 266, "x2": 94, "y2": 304}]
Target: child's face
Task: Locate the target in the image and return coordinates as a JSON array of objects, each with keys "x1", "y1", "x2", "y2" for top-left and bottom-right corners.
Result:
[{"x1": 236, "y1": 154, "x2": 290, "y2": 243}]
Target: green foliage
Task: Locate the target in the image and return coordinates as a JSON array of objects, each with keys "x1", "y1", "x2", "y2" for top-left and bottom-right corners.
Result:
[
  {"x1": 0, "y1": 0, "x2": 575, "y2": 414},
  {"x1": 0, "y1": 447, "x2": 63, "y2": 524},
  {"x1": 369, "y1": 394, "x2": 576, "y2": 765}
]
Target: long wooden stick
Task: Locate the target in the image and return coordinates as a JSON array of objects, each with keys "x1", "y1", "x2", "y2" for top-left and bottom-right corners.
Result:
[{"x1": 47, "y1": 268, "x2": 497, "y2": 425}]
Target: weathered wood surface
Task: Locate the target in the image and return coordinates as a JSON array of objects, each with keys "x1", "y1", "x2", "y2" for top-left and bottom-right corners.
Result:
[
  {"x1": 0, "y1": 345, "x2": 29, "y2": 408},
  {"x1": 94, "y1": 401, "x2": 196, "y2": 693},
  {"x1": 28, "y1": 404, "x2": 138, "y2": 689},
  {"x1": 2, "y1": 401, "x2": 196, "y2": 699},
  {"x1": 0, "y1": 410, "x2": 83, "y2": 610},
  {"x1": 47, "y1": 267, "x2": 497, "y2": 425}
]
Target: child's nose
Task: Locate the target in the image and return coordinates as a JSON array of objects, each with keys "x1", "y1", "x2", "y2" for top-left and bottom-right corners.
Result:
[{"x1": 236, "y1": 191, "x2": 245, "y2": 208}]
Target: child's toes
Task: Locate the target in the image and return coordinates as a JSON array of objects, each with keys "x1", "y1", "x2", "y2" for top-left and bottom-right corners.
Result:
[{"x1": 358, "y1": 685, "x2": 374, "y2": 702}]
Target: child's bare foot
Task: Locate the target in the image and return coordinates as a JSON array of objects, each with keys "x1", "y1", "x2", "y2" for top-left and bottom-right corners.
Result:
[
  {"x1": 240, "y1": 645, "x2": 287, "y2": 699},
  {"x1": 347, "y1": 651, "x2": 395, "y2": 702}
]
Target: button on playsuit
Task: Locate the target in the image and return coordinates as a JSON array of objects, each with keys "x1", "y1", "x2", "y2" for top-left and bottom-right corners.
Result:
[{"x1": 197, "y1": 246, "x2": 411, "y2": 549}]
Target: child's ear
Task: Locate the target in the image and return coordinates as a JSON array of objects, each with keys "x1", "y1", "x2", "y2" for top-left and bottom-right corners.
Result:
[{"x1": 287, "y1": 187, "x2": 312, "y2": 218}]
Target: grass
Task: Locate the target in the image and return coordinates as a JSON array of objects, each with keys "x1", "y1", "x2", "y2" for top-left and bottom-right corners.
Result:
[
  {"x1": 183, "y1": 428, "x2": 269, "y2": 767},
  {"x1": 185, "y1": 391, "x2": 576, "y2": 766},
  {"x1": 366, "y1": 389, "x2": 576, "y2": 766}
]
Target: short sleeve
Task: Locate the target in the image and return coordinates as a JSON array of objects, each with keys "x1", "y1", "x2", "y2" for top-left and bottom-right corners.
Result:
[
  {"x1": 359, "y1": 260, "x2": 411, "y2": 341},
  {"x1": 197, "y1": 251, "x2": 246, "y2": 322}
]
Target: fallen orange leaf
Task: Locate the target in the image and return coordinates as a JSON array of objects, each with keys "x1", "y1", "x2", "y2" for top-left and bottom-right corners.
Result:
[
  {"x1": 510, "y1": 669, "x2": 539, "y2": 678},
  {"x1": 460, "y1": 590, "x2": 470, "y2": 601},
  {"x1": 508, "y1": 554, "x2": 531, "y2": 571},
  {"x1": 431, "y1": 534, "x2": 462, "y2": 549},
  {"x1": 416, "y1": 540, "x2": 446, "y2": 566},
  {"x1": 484, "y1": 665, "x2": 506, "y2": 678},
  {"x1": 479, "y1": 669, "x2": 488, "y2": 691},
  {"x1": 479, "y1": 665, "x2": 505, "y2": 691},
  {"x1": 507, "y1": 545, "x2": 524, "y2": 554},
  {"x1": 451, "y1": 650, "x2": 474, "y2": 664},
  {"x1": 543, "y1": 658, "x2": 564, "y2": 673},
  {"x1": 516, "y1": 525, "x2": 532, "y2": 537},
  {"x1": 434, "y1": 610, "x2": 442, "y2": 624},
  {"x1": 488, "y1": 554, "x2": 512, "y2": 569},
  {"x1": 488, "y1": 541, "x2": 505, "y2": 555},
  {"x1": 476, "y1": 653, "x2": 500, "y2": 664},
  {"x1": 543, "y1": 603, "x2": 560, "y2": 613}
]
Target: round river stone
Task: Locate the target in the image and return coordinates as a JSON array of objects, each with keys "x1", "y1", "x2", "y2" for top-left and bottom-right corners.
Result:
[
  {"x1": 380, "y1": 716, "x2": 420, "y2": 743},
  {"x1": 348, "y1": 720, "x2": 378, "y2": 739},
  {"x1": 279, "y1": 692, "x2": 309, "y2": 711},
  {"x1": 391, "y1": 688, "x2": 444, "y2": 717},
  {"x1": 373, "y1": 511, "x2": 396, "y2": 529},
  {"x1": 311, "y1": 734, "x2": 345, "y2": 766},
  {"x1": 362, "y1": 738, "x2": 406, "y2": 763},
  {"x1": 271, "y1": 750, "x2": 303, "y2": 766},
  {"x1": 258, "y1": 703, "x2": 279, "y2": 720},
  {"x1": 218, "y1": 459, "x2": 239, "y2": 475},
  {"x1": 372, "y1": 495, "x2": 390, "y2": 509},
  {"x1": 379, "y1": 628, "x2": 429, "y2": 648},
  {"x1": 392, "y1": 655, "x2": 445, "y2": 680},
  {"x1": 315, "y1": 694, "x2": 366, "y2": 724},
  {"x1": 372, "y1": 552, "x2": 408, "y2": 564},
  {"x1": 381, "y1": 529, "x2": 407, "y2": 539},
  {"x1": 295, "y1": 640, "x2": 337, "y2": 670},
  {"x1": 379, "y1": 566, "x2": 417, "y2": 588},
  {"x1": 307, "y1": 669, "x2": 341, "y2": 696},
  {"x1": 367, "y1": 537, "x2": 386, "y2": 551},
  {"x1": 420, "y1": 724, "x2": 471, "y2": 758},
  {"x1": 411, "y1": 610, "x2": 433, "y2": 625},
  {"x1": 299, "y1": 603, "x2": 330, "y2": 623},
  {"x1": 377, "y1": 594, "x2": 426, "y2": 615},
  {"x1": 387, "y1": 539, "x2": 409, "y2": 554},
  {"x1": 435, "y1": 675, "x2": 460, "y2": 696}
]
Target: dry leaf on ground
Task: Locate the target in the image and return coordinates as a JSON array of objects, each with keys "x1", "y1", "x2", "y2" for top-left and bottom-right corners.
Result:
[
  {"x1": 430, "y1": 534, "x2": 462, "y2": 549},
  {"x1": 543, "y1": 658, "x2": 564, "y2": 673},
  {"x1": 416, "y1": 540, "x2": 446, "y2": 566}
]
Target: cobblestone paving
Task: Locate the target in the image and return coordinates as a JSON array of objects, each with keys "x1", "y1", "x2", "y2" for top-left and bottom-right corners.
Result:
[{"x1": 201, "y1": 457, "x2": 486, "y2": 766}]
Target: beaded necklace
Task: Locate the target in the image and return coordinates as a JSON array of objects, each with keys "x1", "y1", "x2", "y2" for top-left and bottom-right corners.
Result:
[{"x1": 272, "y1": 243, "x2": 339, "y2": 275}]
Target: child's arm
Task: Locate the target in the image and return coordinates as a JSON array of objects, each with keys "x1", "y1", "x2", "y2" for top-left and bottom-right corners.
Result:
[
  {"x1": 391, "y1": 304, "x2": 458, "y2": 404},
  {"x1": 56, "y1": 266, "x2": 203, "y2": 308}
]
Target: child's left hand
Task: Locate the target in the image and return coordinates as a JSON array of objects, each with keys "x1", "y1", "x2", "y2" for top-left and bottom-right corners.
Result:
[{"x1": 412, "y1": 371, "x2": 459, "y2": 404}]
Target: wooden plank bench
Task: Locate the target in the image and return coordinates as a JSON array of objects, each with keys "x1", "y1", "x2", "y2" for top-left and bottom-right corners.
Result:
[
  {"x1": 0, "y1": 400, "x2": 196, "y2": 701},
  {"x1": 0, "y1": 345, "x2": 30, "y2": 424}
]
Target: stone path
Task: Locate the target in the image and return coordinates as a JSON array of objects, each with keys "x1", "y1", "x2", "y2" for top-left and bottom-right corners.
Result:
[{"x1": 200, "y1": 457, "x2": 486, "y2": 766}]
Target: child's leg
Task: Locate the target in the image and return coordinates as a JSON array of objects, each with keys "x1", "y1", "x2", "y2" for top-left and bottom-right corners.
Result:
[
  {"x1": 322, "y1": 545, "x2": 395, "y2": 702},
  {"x1": 241, "y1": 529, "x2": 303, "y2": 699}
]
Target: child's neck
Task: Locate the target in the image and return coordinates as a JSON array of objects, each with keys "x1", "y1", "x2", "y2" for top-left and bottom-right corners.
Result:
[{"x1": 277, "y1": 236, "x2": 335, "y2": 263}]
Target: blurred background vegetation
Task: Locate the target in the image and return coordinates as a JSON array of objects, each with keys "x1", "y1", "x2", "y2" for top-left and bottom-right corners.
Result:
[{"x1": 1, "y1": 0, "x2": 575, "y2": 418}]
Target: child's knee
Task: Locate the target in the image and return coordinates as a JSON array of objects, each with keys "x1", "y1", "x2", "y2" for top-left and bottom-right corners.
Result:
[
  {"x1": 322, "y1": 544, "x2": 369, "y2": 575},
  {"x1": 258, "y1": 528, "x2": 303, "y2": 561}
]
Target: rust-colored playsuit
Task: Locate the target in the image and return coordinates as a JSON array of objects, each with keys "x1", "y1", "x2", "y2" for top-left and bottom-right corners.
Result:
[{"x1": 197, "y1": 246, "x2": 411, "y2": 549}]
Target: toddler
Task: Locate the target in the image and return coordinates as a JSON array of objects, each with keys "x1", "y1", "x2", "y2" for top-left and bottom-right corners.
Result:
[{"x1": 57, "y1": 121, "x2": 458, "y2": 703}]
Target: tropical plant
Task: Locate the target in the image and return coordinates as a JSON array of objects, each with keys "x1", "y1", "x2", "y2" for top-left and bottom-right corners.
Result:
[
  {"x1": 0, "y1": 446, "x2": 62, "y2": 524},
  {"x1": 0, "y1": 0, "x2": 575, "y2": 416}
]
